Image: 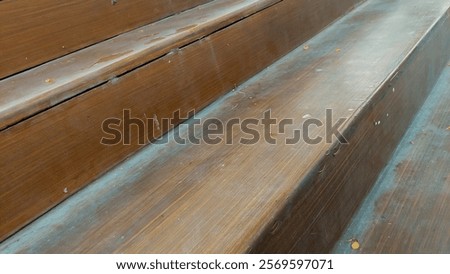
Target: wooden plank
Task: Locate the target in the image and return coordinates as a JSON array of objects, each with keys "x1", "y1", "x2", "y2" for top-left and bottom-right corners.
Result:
[
  {"x1": 251, "y1": 5, "x2": 450, "y2": 253},
  {"x1": 0, "y1": 0, "x2": 212, "y2": 79},
  {"x1": 0, "y1": 0, "x2": 362, "y2": 242},
  {"x1": 0, "y1": 0, "x2": 281, "y2": 131},
  {"x1": 334, "y1": 64, "x2": 450, "y2": 254},
  {"x1": 1, "y1": 0, "x2": 447, "y2": 253}
]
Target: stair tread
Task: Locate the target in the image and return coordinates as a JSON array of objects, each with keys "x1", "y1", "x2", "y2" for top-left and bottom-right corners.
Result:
[
  {"x1": 0, "y1": 0, "x2": 212, "y2": 80},
  {"x1": 0, "y1": 0, "x2": 279, "y2": 130},
  {"x1": 1, "y1": 0, "x2": 449, "y2": 253},
  {"x1": 0, "y1": 0, "x2": 358, "y2": 242},
  {"x1": 334, "y1": 63, "x2": 450, "y2": 254}
]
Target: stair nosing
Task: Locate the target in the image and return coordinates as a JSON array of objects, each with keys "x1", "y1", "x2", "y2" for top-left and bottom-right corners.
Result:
[{"x1": 0, "y1": 0, "x2": 280, "y2": 131}]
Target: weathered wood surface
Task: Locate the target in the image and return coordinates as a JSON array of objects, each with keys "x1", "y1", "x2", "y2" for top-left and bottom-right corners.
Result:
[
  {"x1": 1, "y1": 0, "x2": 448, "y2": 253},
  {"x1": 0, "y1": 0, "x2": 280, "y2": 131},
  {"x1": 0, "y1": 0, "x2": 361, "y2": 242},
  {"x1": 334, "y1": 63, "x2": 450, "y2": 254},
  {"x1": 0, "y1": 0, "x2": 212, "y2": 79}
]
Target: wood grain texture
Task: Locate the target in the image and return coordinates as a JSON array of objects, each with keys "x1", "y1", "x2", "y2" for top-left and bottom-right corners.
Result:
[
  {"x1": 0, "y1": 0, "x2": 280, "y2": 131},
  {"x1": 251, "y1": 11, "x2": 450, "y2": 253},
  {"x1": 0, "y1": 0, "x2": 361, "y2": 242},
  {"x1": 0, "y1": 0, "x2": 211, "y2": 79},
  {"x1": 334, "y1": 63, "x2": 450, "y2": 254},
  {"x1": 1, "y1": 0, "x2": 448, "y2": 253}
]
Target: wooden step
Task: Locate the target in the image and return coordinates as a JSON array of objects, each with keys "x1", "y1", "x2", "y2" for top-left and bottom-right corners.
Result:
[
  {"x1": 0, "y1": 0, "x2": 281, "y2": 131},
  {"x1": 1, "y1": 0, "x2": 448, "y2": 253},
  {"x1": 0, "y1": 0, "x2": 212, "y2": 79},
  {"x1": 334, "y1": 62, "x2": 450, "y2": 254},
  {"x1": 0, "y1": 0, "x2": 361, "y2": 242}
]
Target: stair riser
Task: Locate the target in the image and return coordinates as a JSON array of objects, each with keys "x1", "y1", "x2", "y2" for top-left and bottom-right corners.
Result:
[
  {"x1": 0, "y1": 0, "x2": 362, "y2": 241},
  {"x1": 251, "y1": 9, "x2": 450, "y2": 253},
  {"x1": 0, "y1": 0, "x2": 212, "y2": 79}
]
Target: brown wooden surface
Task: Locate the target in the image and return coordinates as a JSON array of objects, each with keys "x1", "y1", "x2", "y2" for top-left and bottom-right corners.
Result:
[
  {"x1": 0, "y1": 0, "x2": 280, "y2": 131},
  {"x1": 334, "y1": 63, "x2": 450, "y2": 254},
  {"x1": 1, "y1": 0, "x2": 448, "y2": 253},
  {"x1": 252, "y1": 7, "x2": 450, "y2": 252},
  {"x1": 0, "y1": 0, "x2": 211, "y2": 80},
  {"x1": 0, "y1": 0, "x2": 361, "y2": 242}
]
